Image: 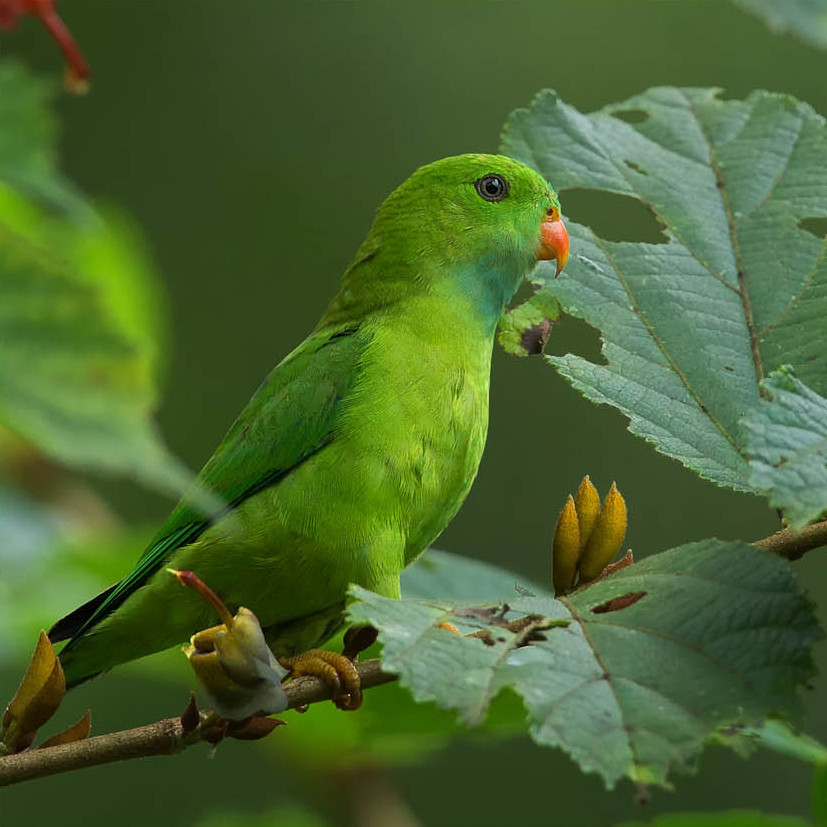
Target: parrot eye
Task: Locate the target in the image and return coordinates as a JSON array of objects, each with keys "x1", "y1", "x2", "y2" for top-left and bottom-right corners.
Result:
[{"x1": 475, "y1": 174, "x2": 510, "y2": 202}]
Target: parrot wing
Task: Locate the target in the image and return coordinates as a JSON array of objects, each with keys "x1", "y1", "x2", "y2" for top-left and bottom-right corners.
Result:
[{"x1": 50, "y1": 325, "x2": 366, "y2": 645}]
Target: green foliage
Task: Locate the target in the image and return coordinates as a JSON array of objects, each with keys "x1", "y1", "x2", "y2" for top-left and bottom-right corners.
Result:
[
  {"x1": 744, "y1": 719, "x2": 827, "y2": 766},
  {"x1": 813, "y1": 761, "x2": 827, "y2": 826},
  {"x1": 735, "y1": 0, "x2": 827, "y2": 50},
  {"x1": 198, "y1": 805, "x2": 332, "y2": 827},
  {"x1": 745, "y1": 368, "x2": 827, "y2": 530},
  {"x1": 272, "y1": 550, "x2": 538, "y2": 771},
  {"x1": 498, "y1": 284, "x2": 560, "y2": 356},
  {"x1": 501, "y1": 87, "x2": 827, "y2": 498},
  {"x1": 0, "y1": 184, "x2": 197, "y2": 497},
  {"x1": 0, "y1": 62, "x2": 211, "y2": 504},
  {"x1": 0, "y1": 61, "x2": 89, "y2": 217},
  {"x1": 401, "y1": 546, "x2": 545, "y2": 601},
  {"x1": 619, "y1": 812, "x2": 809, "y2": 827},
  {"x1": 349, "y1": 540, "x2": 822, "y2": 789},
  {"x1": 2, "y1": 40, "x2": 826, "y2": 826}
]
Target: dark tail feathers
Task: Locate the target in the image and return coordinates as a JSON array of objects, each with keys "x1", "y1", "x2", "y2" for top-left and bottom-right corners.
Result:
[{"x1": 48, "y1": 583, "x2": 118, "y2": 644}]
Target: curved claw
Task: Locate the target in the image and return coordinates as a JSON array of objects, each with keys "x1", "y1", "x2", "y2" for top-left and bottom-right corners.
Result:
[{"x1": 334, "y1": 686, "x2": 363, "y2": 711}]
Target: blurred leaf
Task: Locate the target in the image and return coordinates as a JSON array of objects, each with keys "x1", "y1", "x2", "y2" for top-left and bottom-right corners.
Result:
[
  {"x1": 0, "y1": 60, "x2": 89, "y2": 217},
  {"x1": 814, "y1": 761, "x2": 827, "y2": 827},
  {"x1": 501, "y1": 87, "x2": 827, "y2": 493},
  {"x1": 0, "y1": 517, "x2": 155, "y2": 655},
  {"x1": 745, "y1": 368, "x2": 827, "y2": 530},
  {"x1": 734, "y1": 0, "x2": 827, "y2": 50},
  {"x1": 0, "y1": 60, "x2": 211, "y2": 507},
  {"x1": 350, "y1": 540, "x2": 822, "y2": 789},
  {"x1": 0, "y1": 183, "x2": 203, "y2": 500},
  {"x1": 619, "y1": 810, "x2": 809, "y2": 827},
  {"x1": 198, "y1": 805, "x2": 331, "y2": 827}
]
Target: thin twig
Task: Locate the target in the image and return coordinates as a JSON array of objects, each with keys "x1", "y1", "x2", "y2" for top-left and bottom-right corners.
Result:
[
  {"x1": 3, "y1": 519, "x2": 826, "y2": 788},
  {"x1": 0, "y1": 659, "x2": 394, "y2": 787},
  {"x1": 753, "y1": 518, "x2": 827, "y2": 561}
]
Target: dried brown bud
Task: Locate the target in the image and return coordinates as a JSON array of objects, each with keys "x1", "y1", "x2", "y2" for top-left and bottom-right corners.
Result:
[
  {"x1": 2, "y1": 631, "x2": 66, "y2": 752},
  {"x1": 38, "y1": 711, "x2": 91, "y2": 749},
  {"x1": 226, "y1": 715, "x2": 285, "y2": 741},
  {"x1": 180, "y1": 692, "x2": 200, "y2": 734}
]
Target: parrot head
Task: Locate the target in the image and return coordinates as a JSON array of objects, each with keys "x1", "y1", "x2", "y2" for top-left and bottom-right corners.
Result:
[
  {"x1": 327, "y1": 153, "x2": 568, "y2": 328},
  {"x1": 381, "y1": 153, "x2": 567, "y2": 272}
]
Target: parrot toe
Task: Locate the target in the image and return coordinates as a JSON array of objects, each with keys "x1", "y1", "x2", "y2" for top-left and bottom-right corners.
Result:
[{"x1": 279, "y1": 649, "x2": 363, "y2": 711}]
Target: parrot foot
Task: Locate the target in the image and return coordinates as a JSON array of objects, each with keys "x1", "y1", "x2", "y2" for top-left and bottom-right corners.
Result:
[{"x1": 279, "y1": 649, "x2": 362, "y2": 711}]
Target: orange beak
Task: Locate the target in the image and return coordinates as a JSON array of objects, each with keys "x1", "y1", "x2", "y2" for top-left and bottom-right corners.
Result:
[{"x1": 537, "y1": 208, "x2": 569, "y2": 276}]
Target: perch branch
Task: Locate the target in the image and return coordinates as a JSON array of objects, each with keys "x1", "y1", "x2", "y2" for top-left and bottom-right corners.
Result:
[
  {"x1": 4, "y1": 518, "x2": 826, "y2": 787},
  {"x1": 753, "y1": 518, "x2": 827, "y2": 561},
  {"x1": 0, "y1": 658, "x2": 394, "y2": 787}
]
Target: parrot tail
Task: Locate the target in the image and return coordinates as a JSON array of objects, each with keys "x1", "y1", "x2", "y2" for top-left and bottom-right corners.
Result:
[{"x1": 48, "y1": 583, "x2": 118, "y2": 644}]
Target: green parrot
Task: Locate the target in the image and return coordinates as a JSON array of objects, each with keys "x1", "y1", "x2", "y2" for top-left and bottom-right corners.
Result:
[{"x1": 50, "y1": 154, "x2": 569, "y2": 704}]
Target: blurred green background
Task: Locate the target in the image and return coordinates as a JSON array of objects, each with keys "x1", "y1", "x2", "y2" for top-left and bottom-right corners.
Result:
[{"x1": 2, "y1": 2, "x2": 827, "y2": 825}]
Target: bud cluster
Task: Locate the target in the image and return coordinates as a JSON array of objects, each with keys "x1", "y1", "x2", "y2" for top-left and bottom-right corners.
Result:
[{"x1": 552, "y1": 476, "x2": 628, "y2": 595}]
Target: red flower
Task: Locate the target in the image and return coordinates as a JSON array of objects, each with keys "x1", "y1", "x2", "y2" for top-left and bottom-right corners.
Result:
[{"x1": 0, "y1": 0, "x2": 90, "y2": 93}]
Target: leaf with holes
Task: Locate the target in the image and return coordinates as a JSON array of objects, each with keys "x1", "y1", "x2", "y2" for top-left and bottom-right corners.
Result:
[
  {"x1": 734, "y1": 0, "x2": 827, "y2": 50},
  {"x1": 744, "y1": 367, "x2": 827, "y2": 529},
  {"x1": 350, "y1": 540, "x2": 821, "y2": 789},
  {"x1": 501, "y1": 88, "x2": 827, "y2": 492}
]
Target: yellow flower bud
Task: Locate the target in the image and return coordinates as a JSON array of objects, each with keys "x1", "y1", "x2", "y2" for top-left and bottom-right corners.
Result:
[
  {"x1": 552, "y1": 494, "x2": 581, "y2": 595},
  {"x1": 574, "y1": 475, "x2": 600, "y2": 546},
  {"x1": 172, "y1": 570, "x2": 289, "y2": 720},
  {"x1": 578, "y1": 482, "x2": 627, "y2": 581}
]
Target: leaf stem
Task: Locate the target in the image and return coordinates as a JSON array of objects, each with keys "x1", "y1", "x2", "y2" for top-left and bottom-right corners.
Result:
[
  {"x1": 753, "y1": 518, "x2": 827, "y2": 561},
  {"x1": 0, "y1": 659, "x2": 394, "y2": 787}
]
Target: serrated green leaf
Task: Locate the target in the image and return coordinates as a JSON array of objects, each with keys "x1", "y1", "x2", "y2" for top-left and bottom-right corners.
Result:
[
  {"x1": 745, "y1": 368, "x2": 827, "y2": 530},
  {"x1": 350, "y1": 540, "x2": 822, "y2": 789},
  {"x1": 269, "y1": 550, "x2": 536, "y2": 771},
  {"x1": 734, "y1": 0, "x2": 827, "y2": 50},
  {"x1": 501, "y1": 87, "x2": 827, "y2": 493}
]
